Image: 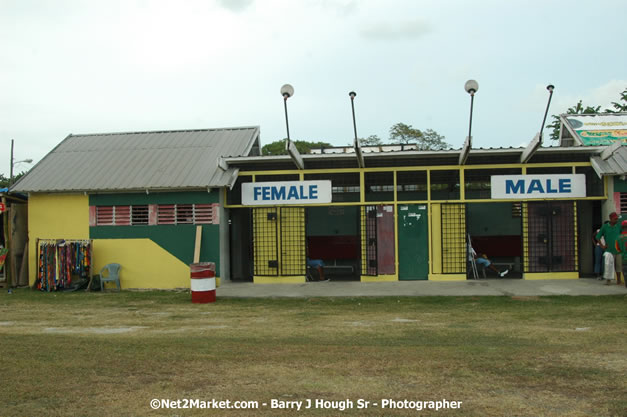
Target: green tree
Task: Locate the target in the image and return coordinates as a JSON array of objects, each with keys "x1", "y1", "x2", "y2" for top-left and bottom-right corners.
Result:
[
  {"x1": 0, "y1": 172, "x2": 26, "y2": 188},
  {"x1": 261, "y1": 139, "x2": 333, "y2": 155},
  {"x1": 605, "y1": 87, "x2": 627, "y2": 113},
  {"x1": 358, "y1": 135, "x2": 383, "y2": 146},
  {"x1": 389, "y1": 122, "x2": 450, "y2": 150},
  {"x1": 545, "y1": 100, "x2": 600, "y2": 141}
]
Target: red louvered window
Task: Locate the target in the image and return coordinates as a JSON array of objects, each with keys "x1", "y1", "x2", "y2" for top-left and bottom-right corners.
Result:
[
  {"x1": 95, "y1": 206, "x2": 130, "y2": 225},
  {"x1": 95, "y1": 204, "x2": 217, "y2": 226},
  {"x1": 96, "y1": 206, "x2": 115, "y2": 225},
  {"x1": 115, "y1": 206, "x2": 131, "y2": 225},
  {"x1": 155, "y1": 204, "x2": 215, "y2": 225},
  {"x1": 95, "y1": 205, "x2": 149, "y2": 225},
  {"x1": 620, "y1": 192, "x2": 627, "y2": 214},
  {"x1": 194, "y1": 204, "x2": 213, "y2": 224},
  {"x1": 157, "y1": 205, "x2": 176, "y2": 224}
]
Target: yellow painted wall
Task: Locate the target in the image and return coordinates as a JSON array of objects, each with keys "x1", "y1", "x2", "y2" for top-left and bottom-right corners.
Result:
[
  {"x1": 523, "y1": 272, "x2": 579, "y2": 280},
  {"x1": 430, "y1": 203, "x2": 442, "y2": 275},
  {"x1": 361, "y1": 274, "x2": 398, "y2": 282},
  {"x1": 28, "y1": 193, "x2": 90, "y2": 286},
  {"x1": 93, "y1": 239, "x2": 192, "y2": 289}
]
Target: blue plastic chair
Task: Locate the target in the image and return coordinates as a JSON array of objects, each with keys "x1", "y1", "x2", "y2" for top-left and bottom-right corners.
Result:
[{"x1": 99, "y1": 263, "x2": 121, "y2": 291}]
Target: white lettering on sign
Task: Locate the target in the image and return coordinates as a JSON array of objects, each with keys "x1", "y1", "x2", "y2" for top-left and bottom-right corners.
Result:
[
  {"x1": 242, "y1": 181, "x2": 332, "y2": 205},
  {"x1": 490, "y1": 174, "x2": 586, "y2": 199}
]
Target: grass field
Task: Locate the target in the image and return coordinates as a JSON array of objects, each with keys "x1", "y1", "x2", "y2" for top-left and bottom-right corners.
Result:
[{"x1": 0, "y1": 290, "x2": 625, "y2": 416}]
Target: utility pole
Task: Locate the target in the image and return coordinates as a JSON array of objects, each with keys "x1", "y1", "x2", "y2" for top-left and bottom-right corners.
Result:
[{"x1": 10, "y1": 139, "x2": 14, "y2": 186}]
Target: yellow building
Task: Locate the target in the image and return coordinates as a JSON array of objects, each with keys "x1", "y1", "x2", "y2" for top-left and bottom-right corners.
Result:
[
  {"x1": 222, "y1": 143, "x2": 611, "y2": 283},
  {"x1": 11, "y1": 127, "x2": 261, "y2": 290},
  {"x1": 11, "y1": 123, "x2": 625, "y2": 289}
]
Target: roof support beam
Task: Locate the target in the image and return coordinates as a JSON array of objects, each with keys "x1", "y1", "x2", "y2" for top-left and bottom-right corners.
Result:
[
  {"x1": 458, "y1": 136, "x2": 471, "y2": 165},
  {"x1": 286, "y1": 140, "x2": 304, "y2": 170},
  {"x1": 520, "y1": 133, "x2": 542, "y2": 164},
  {"x1": 601, "y1": 140, "x2": 621, "y2": 160}
]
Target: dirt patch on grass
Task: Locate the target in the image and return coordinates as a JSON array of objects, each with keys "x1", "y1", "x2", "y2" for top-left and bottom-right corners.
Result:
[
  {"x1": 511, "y1": 296, "x2": 542, "y2": 301},
  {"x1": 42, "y1": 326, "x2": 149, "y2": 334}
]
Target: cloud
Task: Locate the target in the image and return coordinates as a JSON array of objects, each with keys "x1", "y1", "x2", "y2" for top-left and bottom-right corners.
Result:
[
  {"x1": 586, "y1": 80, "x2": 627, "y2": 109},
  {"x1": 313, "y1": 0, "x2": 358, "y2": 17},
  {"x1": 360, "y1": 18, "x2": 432, "y2": 41},
  {"x1": 217, "y1": 0, "x2": 254, "y2": 13},
  {"x1": 550, "y1": 80, "x2": 627, "y2": 114}
]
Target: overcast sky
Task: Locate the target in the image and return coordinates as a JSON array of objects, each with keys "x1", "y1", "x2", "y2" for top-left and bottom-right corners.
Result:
[{"x1": 1, "y1": 0, "x2": 626, "y2": 177}]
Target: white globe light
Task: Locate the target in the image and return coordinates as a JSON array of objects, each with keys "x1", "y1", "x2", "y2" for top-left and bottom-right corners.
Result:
[
  {"x1": 280, "y1": 84, "x2": 294, "y2": 98},
  {"x1": 464, "y1": 79, "x2": 479, "y2": 94}
]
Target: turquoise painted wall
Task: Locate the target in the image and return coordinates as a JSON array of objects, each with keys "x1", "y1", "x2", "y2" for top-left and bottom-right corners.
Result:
[
  {"x1": 306, "y1": 206, "x2": 359, "y2": 236},
  {"x1": 615, "y1": 178, "x2": 627, "y2": 193},
  {"x1": 90, "y1": 225, "x2": 220, "y2": 269},
  {"x1": 467, "y1": 202, "x2": 521, "y2": 236}
]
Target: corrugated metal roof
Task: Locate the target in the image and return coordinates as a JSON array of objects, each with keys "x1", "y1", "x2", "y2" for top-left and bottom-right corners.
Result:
[
  {"x1": 590, "y1": 145, "x2": 627, "y2": 176},
  {"x1": 223, "y1": 145, "x2": 604, "y2": 166},
  {"x1": 11, "y1": 127, "x2": 260, "y2": 193}
]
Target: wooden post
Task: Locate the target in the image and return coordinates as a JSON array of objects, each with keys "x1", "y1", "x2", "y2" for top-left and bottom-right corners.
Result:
[{"x1": 193, "y1": 226, "x2": 202, "y2": 264}]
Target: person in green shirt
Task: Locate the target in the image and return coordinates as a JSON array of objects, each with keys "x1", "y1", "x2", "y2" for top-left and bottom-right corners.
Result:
[
  {"x1": 614, "y1": 220, "x2": 627, "y2": 288},
  {"x1": 596, "y1": 212, "x2": 623, "y2": 285}
]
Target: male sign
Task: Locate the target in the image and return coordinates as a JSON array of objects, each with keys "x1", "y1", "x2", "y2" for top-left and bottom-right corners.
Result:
[{"x1": 490, "y1": 174, "x2": 586, "y2": 199}]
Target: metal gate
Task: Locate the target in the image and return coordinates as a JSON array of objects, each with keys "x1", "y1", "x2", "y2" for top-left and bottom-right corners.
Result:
[
  {"x1": 252, "y1": 207, "x2": 305, "y2": 276},
  {"x1": 361, "y1": 205, "x2": 378, "y2": 276},
  {"x1": 279, "y1": 207, "x2": 306, "y2": 276},
  {"x1": 441, "y1": 203, "x2": 466, "y2": 274},
  {"x1": 523, "y1": 201, "x2": 578, "y2": 272}
]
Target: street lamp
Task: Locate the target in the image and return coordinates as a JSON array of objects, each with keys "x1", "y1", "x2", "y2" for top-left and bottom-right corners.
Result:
[
  {"x1": 539, "y1": 84, "x2": 555, "y2": 142},
  {"x1": 9, "y1": 139, "x2": 32, "y2": 186},
  {"x1": 459, "y1": 80, "x2": 479, "y2": 165},
  {"x1": 464, "y1": 79, "x2": 479, "y2": 141},
  {"x1": 280, "y1": 84, "x2": 304, "y2": 169},
  {"x1": 280, "y1": 84, "x2": 294, "y2": 142},
  {"x1": 349, "y1": 91, "x2": 365, "y2": 168}
]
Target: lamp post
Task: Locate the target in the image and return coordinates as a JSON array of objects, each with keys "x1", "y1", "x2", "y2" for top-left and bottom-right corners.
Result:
[
  {"x1": 349, "y1": 91, "x2": 358, "y2": 141},
  {"x1": 464, "y1": 80, "x2": 479, "y2": 141},
  {"x1": 540, "y1": 84, "x2": 555, "y2": 142},
  {"x1": 9, "y1": 139, "x2": 32, "y2": 186},
  {"x1": 280, "y1": 84, "x2": 304, "y2": 169},
  {"x1": 459, "y1": 80, "x2": 479, "y2": 165},
  {"x1": 349, "y1": 91, "x2": 365, "y2": 168},
  {"x1": 280, "y1": 84, "x2": 294, "y2": 142}
]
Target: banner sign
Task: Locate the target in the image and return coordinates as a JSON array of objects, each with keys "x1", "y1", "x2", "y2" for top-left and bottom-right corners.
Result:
[
  {"x1": 242, "y1": 180, "x2": 332, "y2": 205},
  {"x1": 491, "y1": 174, "x2": 586, "y2": 199},
  {"x1": 563, "y1": 114, "x2": 627, "y2": 146}
]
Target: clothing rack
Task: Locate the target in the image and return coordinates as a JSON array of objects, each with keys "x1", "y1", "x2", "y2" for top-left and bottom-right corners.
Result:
[{"x1": 35, "y1": 239, "x2": 93, "y2": 292}]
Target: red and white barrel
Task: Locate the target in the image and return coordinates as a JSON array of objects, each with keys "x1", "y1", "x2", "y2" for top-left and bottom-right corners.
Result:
[{"x1": 190, "y1": 262, "x2": 216, "y2": 303}]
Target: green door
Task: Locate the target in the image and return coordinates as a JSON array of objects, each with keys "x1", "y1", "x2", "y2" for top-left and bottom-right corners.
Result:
[{"x1": 398, "y1": 204, "x2": 429, "y2": 280}]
